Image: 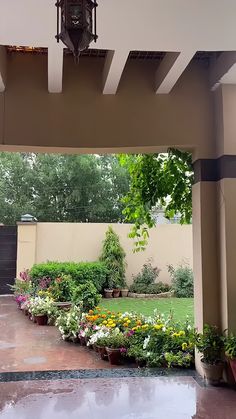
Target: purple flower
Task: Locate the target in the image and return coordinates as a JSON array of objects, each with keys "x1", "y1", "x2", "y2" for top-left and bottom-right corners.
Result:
[{"x1": 120, "y1": 347, "x2": 127, "y2": 353}]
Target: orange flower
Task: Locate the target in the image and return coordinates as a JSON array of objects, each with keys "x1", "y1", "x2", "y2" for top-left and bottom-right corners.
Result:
[
  {"x1": 89, "y1": 310, "x2": 94, "y2": 315},
  {"x1": 101, "y1": 314, "x2": 107, "y2": 319}
]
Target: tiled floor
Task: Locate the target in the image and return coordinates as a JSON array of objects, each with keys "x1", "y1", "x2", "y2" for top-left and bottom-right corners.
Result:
[
  {"x1": 0, "y1": 376, "x2": 236, "y2": 419},
  {"x1": 1, "y1": 297, "x2": 236, "y2": 419},
  {"x1": 0, "y1": 297, "x2": 115, "y2": 372}
]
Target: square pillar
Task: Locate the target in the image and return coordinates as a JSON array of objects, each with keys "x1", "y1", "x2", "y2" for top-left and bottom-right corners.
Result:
[
  {"x1": 192, "y1": 181, "x2": 220, "y2": 330},
  {"x1": 16, "y1": 222, "x2": 37, "y2": 277}
]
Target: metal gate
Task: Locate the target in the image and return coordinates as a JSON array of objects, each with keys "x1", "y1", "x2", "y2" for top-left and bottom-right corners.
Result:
[{"x1": 0, "y1": 226, "x2": 17, "y2": 295}]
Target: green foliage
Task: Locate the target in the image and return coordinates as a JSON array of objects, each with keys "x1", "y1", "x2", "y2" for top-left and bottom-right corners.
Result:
[
  {"x1": 195, "y1": 325, "x2": 224, "y2": 364},
  {"x1": 30, "y1": 261, "x2": 107, "y2": 292},
  {"x1": 9, "y1": 279, "x2": 32, "y2": 296},
  {"x1": 119, "y1": 149, "x2": 193, "y2": 250},
  {"x1": 100, "y1": 226, "x2": 127, "y2": 289},
  {"x1": 49, "y1": 274, "x2": 76, "y2": 302},
  {"x1": 55, "y1": 305, "x2": 81, "y2": 341},
  {"x1": 168, "y1": 264, "x2": 194, "y2": 298},
  {"x1": 72, "y1": 281, "x2": 101, "y2": 312},
  {"x1": 129, "y1": 261, "x2": 170, "y2": 294},
  {"x1": 0, "y1": 153, "x2": 130, "y2": 224},
  {"x1": 102, "y1": 331, "x2": 127, "y2": 349},
  {"x1": 164, "y1": 351, "x2": 193, "y2": 368},
  {"x1": 224, "y1": 334, "x2": 236, "y2": 360}
]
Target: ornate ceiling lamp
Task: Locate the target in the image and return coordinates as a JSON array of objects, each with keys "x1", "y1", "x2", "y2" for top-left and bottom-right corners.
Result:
[{"x1": 56, "y1": 0, "x2": 98, "y2": 62}]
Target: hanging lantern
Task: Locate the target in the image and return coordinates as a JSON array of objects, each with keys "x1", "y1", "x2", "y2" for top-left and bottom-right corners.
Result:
[{"x1": 56, "y1": 0, "x2": 98, "y2": 62}]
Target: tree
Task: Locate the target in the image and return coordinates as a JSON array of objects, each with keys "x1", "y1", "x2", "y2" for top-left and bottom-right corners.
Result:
[
  {"x1": 0, "y1": 152, "x2": 130, "y2": 224},
  {"x1": 100, "y1": 226, "x2": 126, "y2": 289},
  {"x1": 119, "y1": 149, "x2": 193, "y2": 250}
]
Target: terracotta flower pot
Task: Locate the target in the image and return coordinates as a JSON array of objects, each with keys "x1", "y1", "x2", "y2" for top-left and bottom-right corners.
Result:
[
  {"x1": 79, "y1": 336, "x2": 86, "y2": 346},
  {"x1": 106, "y1": 347, "x2": 122, "y2": 365},
  {"x1": 113, "y1": 289, "x2": 120, "y2": 298},
  {"x1": 35, "y1": 314, "x2": 48, "y2": 326},
  {"x1": 229, "y1": 359, "x2": 236, "y2": 381},
  {"x1": 97, "y1": 346, "x2": 108, "y2": 360},
  {"x1": 121, "y1": 289, "x2": 129, "y2": 297},
  {"x1": 104, "y1": 289, "x2": 113, "y2": 298},
  {"x1": 201, "y1": 360, "x2": 224, "y2": 386}
]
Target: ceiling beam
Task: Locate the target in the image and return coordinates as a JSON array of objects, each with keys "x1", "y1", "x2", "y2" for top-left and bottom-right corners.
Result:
[
  {"x1": 210, "y1": 52, "x2": 236, "y2": 90},
  {"x1": 155, "y1": 50, "x2": 195, "y2": 94},
  {"x1": 0, "y1": 46, "x2": 7, "y2": 92},
  {"x1": 48, "y1": 45, "x2": 64, "y2": 93},
  {"x1": 103, "y1": 50, "x2": 129, "y2": 94}
]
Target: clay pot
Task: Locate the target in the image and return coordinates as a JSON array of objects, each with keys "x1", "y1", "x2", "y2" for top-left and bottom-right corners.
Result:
[
  {"x1": 104, "y1": 289, "x2": 113, "y2": 298},
  {"x1": 121, "y1": 289, "x2": 129, "y2": 297},
  {"x1": 106, "y1": 347, "x2": 121, "y2": 365},
  {"x1": 35, "y1": 314, "x2": 48, "y2": 326},
  {"x1": 201, "y1": 360, "x2": 224, "y2": 385},
  {"x1": 54, "y1": 302, "x2": 72, "y2": 310},
  {"x1": 97, "y1": 346, "x2": 108, "y2": 360},
  {"x1": 113, "y1": 289, "x2": 120, "y2": 298},
  {"x1": 79, "y1": 336, "x2": 86, "y2": 346},
  {"x1": 136, "y1": 358, "x2": 146, "y2": 368},
  {"x1": 229, "y1": 359, "x2": 236, "y2": 381}
]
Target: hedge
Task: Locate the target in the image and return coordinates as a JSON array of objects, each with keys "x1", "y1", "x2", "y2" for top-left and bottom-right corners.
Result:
[{"x1": 29, "y1": 261, "x2": 108, "y2": 292}]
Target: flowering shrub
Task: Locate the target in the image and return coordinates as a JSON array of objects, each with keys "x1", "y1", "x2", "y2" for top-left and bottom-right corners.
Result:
[
  {"x1": 56, "y1": 305, "x2": 81, "y2": 341},
  {"x1": 28, "y1": 296, "x2": 54, "y2": 316},
  {"x1": 71, "y1": 307, "x2": 195, "y2": 368}
]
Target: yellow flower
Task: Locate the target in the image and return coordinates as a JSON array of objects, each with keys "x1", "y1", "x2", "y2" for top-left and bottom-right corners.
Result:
[
  {"x1": 102, "y1": 320, "x2": 107, "y2": 325},
  {"x1": 126, "y1": 319, "x2": 131, "y2": 324},
  {"x1": 142, "y1": 324, "x2": 149, "y2": 329},
  {"x1": 123, "y1": 322, "x2": 128, "y2": 327},
  {"x1": 179, "y1": 331, "x2": 185, "y2": 336},
  {"x1": 124, "y1": 317, "x2": 129, "y2": 321},
  {"x1": 154, "y1": 324, "x2": 162, "y2": 330},
  {"x1": 132, "y1": 327, "x2": 137, "y2": 331},
  {"x1": 182, "y1": 342, "x2": 188, "y2": 350},
  {"x1": 110, "y1": 323, "x2": 116, "y2": 328},
  {"x1": 89, "y1": 310, "x2": 94, "y2": 315}
]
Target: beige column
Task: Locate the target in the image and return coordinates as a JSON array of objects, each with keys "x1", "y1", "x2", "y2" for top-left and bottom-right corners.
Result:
[
  {"x1": 217, "y1": 179, "x2": 236, "y2": 332},
  {"x1": 16, "y1": 222, "x2": 37, "y2": 277},
  {"x1": 192, "y1": 181, "x2": 220, "y2": 331}
]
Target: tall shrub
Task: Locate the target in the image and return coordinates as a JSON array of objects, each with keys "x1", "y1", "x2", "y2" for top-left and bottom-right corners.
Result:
[
  {"x1": 168, "y1": 264, "x2": 194, "y2": 298},
  {"x1": 100, "y1": 226, "x2": 126, "y2": 289}
]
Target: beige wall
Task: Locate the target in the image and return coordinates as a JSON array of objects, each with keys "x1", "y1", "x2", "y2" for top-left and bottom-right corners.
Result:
[
  {"x1": 17, "y1": 222, "x2": 193, "y2": 285},
  {"x1": 0, "y1": 54, "x2": 214, "y2": 159}
]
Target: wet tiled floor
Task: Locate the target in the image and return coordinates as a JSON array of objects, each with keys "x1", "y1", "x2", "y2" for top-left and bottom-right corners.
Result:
[
  {"x1": 1, "y1": 297, "x2": 236, "y2": 418},
  {"x1": 0, "y1": 376, "x2": 236, "y2": 419},
  {"x1": 0, "y1": 297, "x2": 114, "y2": 372}
]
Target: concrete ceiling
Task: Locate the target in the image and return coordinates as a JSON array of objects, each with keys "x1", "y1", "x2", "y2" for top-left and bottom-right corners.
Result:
[{"x1": 1, "y1": 0, "x2": 236, "y2": 94}]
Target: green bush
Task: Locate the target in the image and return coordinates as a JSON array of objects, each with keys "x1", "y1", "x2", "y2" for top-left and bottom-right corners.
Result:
[
  {"x1": 30, "y1": 261, "x2": 107, "y2": 292},
  {"x1": 100, "y1": 226, "x2": 126, "y2": 289},
  {"x1": 168, "y1": 264, "x2": 194, "y2": 298},
  {"x1": 129, "y1": 261, "x2": 170, "y2": 294},
  {"x1": 49, "y1": 274, "x2": 76, "y2": 302},
  {"x1": 72, "y1": 281, "x2": 101, "y2": 312},
  {"x1": 129, "y1": 282, "x2": 171, "y2": 294}
]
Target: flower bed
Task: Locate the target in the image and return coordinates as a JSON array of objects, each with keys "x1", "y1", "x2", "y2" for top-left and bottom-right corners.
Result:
[{"x1": 55, "y1": 305, "x2": 195, "y2": 368}]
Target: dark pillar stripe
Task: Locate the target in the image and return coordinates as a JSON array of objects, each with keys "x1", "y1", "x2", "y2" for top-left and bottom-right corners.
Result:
[{"x1": 193, "y1": 155, "x2": 236, "y2": 183}]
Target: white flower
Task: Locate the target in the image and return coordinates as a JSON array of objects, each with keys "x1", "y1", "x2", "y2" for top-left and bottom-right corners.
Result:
[{"x1": 143, "y1": 335, "x2": 150, "y2": 350}]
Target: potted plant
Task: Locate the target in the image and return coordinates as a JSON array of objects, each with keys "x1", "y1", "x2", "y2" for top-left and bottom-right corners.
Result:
[
  {"x1": 121, "y1": 283, "x2": 129, "y2": 298},
  {"x1": 225, "y1": 333, "x2": 236, "y2": 381},
  {"x1": 195, "y1": 325, "x2": 224, "y2": 385},
  {"x1": 104, "y1": 331, "x2": 127, "y2": 365},
  {"x1": 127, "y1": 345, "x2": 147, "y2": 367},
  {"x1": 28, "y1": 296, "x2": 53, "y2": 326},
  {"x1": 100, "y1": 226, "x2": 127, "y2": 299},
  {"x1": 96, "y1": 336, "x2": 109, "y2": 360}
]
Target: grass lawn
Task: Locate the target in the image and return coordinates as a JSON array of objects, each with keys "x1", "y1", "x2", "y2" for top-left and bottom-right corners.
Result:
[{"x1": 101, "y1": 297, "x2": 194, "y2": 324}]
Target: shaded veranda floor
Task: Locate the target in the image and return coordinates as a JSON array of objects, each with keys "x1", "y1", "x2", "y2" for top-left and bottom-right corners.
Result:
[{"x1": 1, "y1": 296, "x2": 236, "y2": 419}]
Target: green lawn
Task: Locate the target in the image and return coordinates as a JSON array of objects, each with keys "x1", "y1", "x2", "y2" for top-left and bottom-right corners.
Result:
[{"x1": 101, "y1": 297, "x2": 194, "y2": 324}]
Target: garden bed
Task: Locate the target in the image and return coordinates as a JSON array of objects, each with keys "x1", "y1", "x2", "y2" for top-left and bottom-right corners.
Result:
[{"x1": 128, "y1": 291, "x2": 174, "y2": 299}]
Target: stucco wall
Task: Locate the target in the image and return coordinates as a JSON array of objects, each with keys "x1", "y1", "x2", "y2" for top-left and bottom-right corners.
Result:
[{"x1": 17, "y1": 223, "x2": 192, "y2": 285}]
